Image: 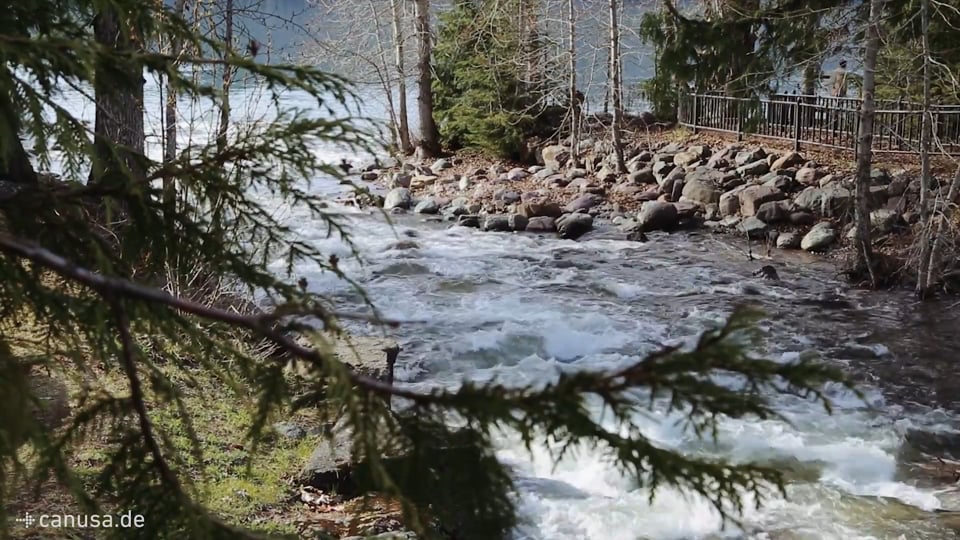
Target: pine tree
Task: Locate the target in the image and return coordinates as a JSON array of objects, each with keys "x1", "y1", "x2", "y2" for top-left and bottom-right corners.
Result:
[
  {"x1": 433, "y1": 0, "x2": 553, "y2": 159},
  {"x1": 1, "y1": 0, "x2": 857, "y2": 537}
]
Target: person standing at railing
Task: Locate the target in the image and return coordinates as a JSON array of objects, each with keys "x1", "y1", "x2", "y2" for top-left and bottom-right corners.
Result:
[{"x1": 829, "y1": 60, "x2": 849, "y2": 98}]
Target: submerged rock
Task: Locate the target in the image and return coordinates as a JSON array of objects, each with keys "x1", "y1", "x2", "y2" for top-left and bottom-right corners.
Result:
[{"x1": 556, "y1": 213, "x2": 594, "y2": 239}]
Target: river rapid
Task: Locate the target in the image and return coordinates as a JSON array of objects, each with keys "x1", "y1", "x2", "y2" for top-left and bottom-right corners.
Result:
[{"x1": 270, "y1": 181, "x2": 960, "y2": 539}]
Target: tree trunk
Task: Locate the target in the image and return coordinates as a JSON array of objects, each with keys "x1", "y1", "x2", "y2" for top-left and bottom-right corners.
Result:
[
  {"x1": 852, "y1": 0, "x2": 883, "y2": 285},
  {"x1": 216, "y1": 0, "x2": 234, "y2": 155},
  {"x1": 163, "y1": 0, "x2": 187, "y2": 207},
  {"x1": 925, "y1": 163, "x2": 960, "y2": 292},
  {"x1": 916, "y1": 0, "x2": 934, "y2": 298},
  {"x1": 609, "y1": 0, "x2": 626, "y2": 173},
  {"x1": 369, "y1": 0, "x2": 402, "y2": 153},
  {"x1": 413, "y1": 0, "x2": 441, "y2": 158},
  {"x1": 0, "y1": 77, "x2": 37, "y2": 185},
  {"x1": 92, "y1": 8, "x2": 146, "y2": 186},
  {"x1": 390, "y1": 0, "x2": 412, "y2": 155},
  {"x1": 567, "y1": 0, "x2": 580, "y2": 168}
]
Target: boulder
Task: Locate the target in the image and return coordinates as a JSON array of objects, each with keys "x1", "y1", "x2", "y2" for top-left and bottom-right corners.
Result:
[
  {"x1": 795, "y1": 167, "x2": 819, "y2": 186},
  {"x1": 542, "y1": 145, "x2": 570, "y2": 170},
  {"x1": 904, "y1": 428, "x2": 960, "y2": 460},
  {"x1": 801, "y1": 222, "x2": 837, "y2": 251},
  {"x1": 704, "y1": 204, "x2": 721, "y2": 221},
  {"x1": 818, "y1": 174, "x2": 839, "y2": 188},
  {"x1": 384, "y1": 188, "x2": 413, "y2": 210},
  {"x1": 870, "y1": 209, "x2": 900, "y2": 233},
  {"x1": 566, "y1": 193, "x2": 604, "y2": 213},
  {"x1": 517, "y1": 201, "x2": 564, "y2": 218},
  {"x1": 719, "y1": 190, "x2": 741, "y2": 217},
  {"x1": 789, "y1": 211, "x2": 816, "y2": 226},
  {"x1": 673, "y1": 201, "x2": 699, "y2": 220},
  {"x1": 566, "y1": 168, "x2": 588, "y2": 180},
  {"x1": 637, "y1": 201, "x2": 679, "y2": 231},
  {"x1": 762, "y1": 174, "x2": 794, "y2": 192},
  {"x1": 525, "y1": 216, "x2": 557, "y2": 233},
  {"x1": 821, "y1": 184, "x2": 852, "y2": 217},
  {"x1": 755, "y1": 200, "x2": 790, "y2": 224},
  {"x1": 794, "y1": 186, "x2": 823, "y2": 211},
  {"x1": 771, "y1": 151, "x2": 804, "y2": 171},
  {"x1": 737, "y1": 159, "x2": 770, "y2": 177},
  {"x1": 389, "y1": 173, "x2": 412, "y2": 189},
  {"x1": 457, "y1": 215, "x2": 481, "y2": 228},
  {"x1": 493, "y1": 189, "x2": 521, "y2": 205},
  {"x1": 738, "y1": 185, "x2": 786, "y2": 217},
  {"x1": 628, "y1": 168, "x2": 655, "y2": 185},
  {"x1": 414, "y1": 198, "x2": 440, "y2": 214},
  {"x1": 870, "y1": 168, "x2": 891, "y2": 185},
  {"x1": 430, "y1": 159, "x2": 452, "y2": 174},
  {"x1": 707, "y1": 144, "x2": 740, "y2": 168},
  {"x1": 888, "y1": 175, "x2": 910, "y2": 197},
  {"x1": 506, "y1": 167, "x2": 529, "y2": 181},
  {"x1": 737, "y1": 216, "x2": 768, "y2": 239},
  {"x1": 482, "y1": 215, "x2": 511, "y2": 232},
  {"x1": 458, "y1": 176, "x2": 471, "y2": 191},
  {"x1": 533, "y1": 167, "x2": 557, "y2": 179},
  {"x1": 735, "y1": 147, "x2": 766, "y2": 166},
  {"x1": 776, "y1": 232, "x2": 801, "y2": 249},
  {"x1": 360, "y1": 171, "x2": 379, "y2": 181},
  {"x1": 508, "y1": 214, "x2": 529, "y2": 232},
  {"x1": 652, "y1": 160, "x2": 675, "y2": 181},
  {"x1": 556, "y1": 213, "x2": 594, "y2": 239},
  {"x1": 660, "y1": 142, "x2": 685, "y2": 154},
  {"x1": 681, "y1": 177, "x2": 722, "y2": 206},
  {"x1": 673, "y1": 149, "x2": 701, "y2": 168}
]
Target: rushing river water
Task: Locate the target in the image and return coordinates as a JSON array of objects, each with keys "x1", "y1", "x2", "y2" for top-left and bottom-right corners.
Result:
[
  {"x1": 269, "y1": 183, "x2": 960, "y2": 539},
  {"x1": 49, "y1": 81, "x2": 960, "y2": 539}
]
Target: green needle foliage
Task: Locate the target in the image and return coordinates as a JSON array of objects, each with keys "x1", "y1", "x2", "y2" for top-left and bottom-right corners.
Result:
[{"x1": 0, "y1": 0, "x2": 857, "y2": 539}]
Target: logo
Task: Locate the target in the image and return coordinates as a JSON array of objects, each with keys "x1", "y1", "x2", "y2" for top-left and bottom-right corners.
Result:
[{"x1": 15, "y1": 513, "x2": 36, "y2": 527}]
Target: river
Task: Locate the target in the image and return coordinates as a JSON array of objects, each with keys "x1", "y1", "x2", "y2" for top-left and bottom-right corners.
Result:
[{"x1": 48, "y1": 79, "x2": 960, "y2": 539}]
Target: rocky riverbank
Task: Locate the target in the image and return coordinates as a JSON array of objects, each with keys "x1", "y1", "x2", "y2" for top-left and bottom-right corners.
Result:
[{"x1": 353, "y1": 137, "x2": 925, "y2": 273}]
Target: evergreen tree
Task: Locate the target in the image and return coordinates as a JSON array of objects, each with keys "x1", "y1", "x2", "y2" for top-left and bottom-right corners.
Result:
[
  {"x1": 433, "y1": 0, "x2": 551, "y2": 159},
  {"x1": 1, "y1": 0, "x2": 857, "y2": 537},
  {"x1": 639, "y1": 1, "x2": 853, "y2": 119}
]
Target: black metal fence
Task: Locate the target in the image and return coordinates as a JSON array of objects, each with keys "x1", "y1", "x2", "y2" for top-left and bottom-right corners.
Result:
[{"x1": 677, "y1": 92, "x2": 960, "y2": 155}]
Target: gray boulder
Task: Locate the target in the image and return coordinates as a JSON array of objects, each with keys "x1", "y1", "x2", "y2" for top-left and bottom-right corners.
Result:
[
  {"x1": 735, "y1": 147, "x2": 766, "y2": 166},
  {"x1": 681, "y1": 177, "x2": 722, "y2": 206},
  {"x1": 738, "y1": 185, "x2": 786, "y2": 216},
  {"x1": 870, "y1": 209, "x2": 900, "y2": 233},
  {"x1": 737, "y1": 159, "x2": 770, "y2": 177},
  {"x1": 776, "y1": 232, "x2": 801, "y2": 249},
  {"x1": 389, "y1": 173, "x2": 412, "y2": 189},
  {"x1": 556, "y1": 213, "x2": 594, "y2": 239},
  {"x1": 542, "y1": 145, "x2": 570, "y2": 170},
  {"x1": 771, "y1": 151, "x2": 804, "y2": 171},
  {"x1": 628, "y1": 168, "x2": 655, "y2": 185},
  {"x1": 482, "y1": 215, "x2": 511, "y2": 232},
  {"x1": 565, "y1": 193, "x2": 604, "y2": 212},
  {"x1": 525, "y1": 216, "x2": 557, "y2": 233},
  {"x1": 637, "y1": 201, "x2": 679, "y2": 231},
  {"x1": 414, "y1": 198, "x2": 440, "y2": 214},
  {"x1": 737, "y1": 216, "x2": 768, "y2": 239},
  {"x1": 384, "y1": 188, "x2": 413, "y2": 210},
  {"x1": 719, "y1": 190, "x2": 741, "y2": 217},
  {"x1": 508, "y1": 214, "x2": 529, "y2": 232},
  {"x1": 755, "y1": 200, "x2": 790, "y2": 224},
  {"x1": 801, "y1": 222, "x2": 837, "y2": 251}
]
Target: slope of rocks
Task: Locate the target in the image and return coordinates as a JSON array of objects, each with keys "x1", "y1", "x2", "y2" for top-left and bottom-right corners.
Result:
[{"x1": 354, "y1": 139, "x2": 918, "y2": 253}]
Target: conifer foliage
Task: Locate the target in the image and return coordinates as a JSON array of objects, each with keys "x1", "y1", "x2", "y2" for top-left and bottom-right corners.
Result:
[
  {"x1": 0, "y1": 0, "x2": 856, "y2": 538},
  {"x1": 432, "y1": 0, "x2": 551, "y2": 159}
]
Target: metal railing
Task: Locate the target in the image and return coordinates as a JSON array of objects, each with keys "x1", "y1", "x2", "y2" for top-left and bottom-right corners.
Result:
[{"x1": 677, "y1": 92, "x2": 960, "y2": 155}]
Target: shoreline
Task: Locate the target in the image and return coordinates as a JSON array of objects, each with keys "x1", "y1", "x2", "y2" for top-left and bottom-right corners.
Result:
[{"x1": 351, "y1": 128, "x2": 933, "y2": 289}]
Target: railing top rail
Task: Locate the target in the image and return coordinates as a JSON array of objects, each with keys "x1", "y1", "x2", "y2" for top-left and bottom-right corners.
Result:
[{"x1": 687, "y1": 92, "x2": 960, "y2": 111}]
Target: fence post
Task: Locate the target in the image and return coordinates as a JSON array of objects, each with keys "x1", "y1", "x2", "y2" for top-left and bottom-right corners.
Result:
[
  {"x1": 692, "y1": 92, "x2": 699, "y2": 134},
  {"x1": 793, "y1": 96, "x2": 802, "y2": 151},
  {"x1": 736, "y1": 98, "x2": 743, "y2": 141}
]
